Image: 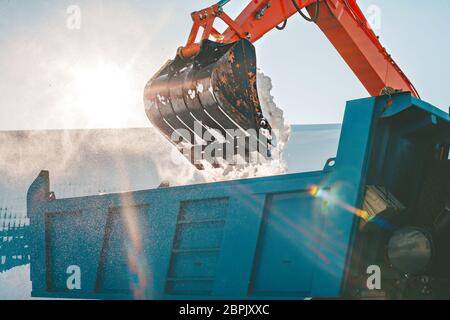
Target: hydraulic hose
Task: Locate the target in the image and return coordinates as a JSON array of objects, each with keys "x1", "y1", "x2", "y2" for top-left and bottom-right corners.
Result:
[
  {"x1": 276, "y1": 20, "x2": 288, "y2": 30},
  {"x1": 291, "y1": 0, "x2": 320, "y2": 23}
]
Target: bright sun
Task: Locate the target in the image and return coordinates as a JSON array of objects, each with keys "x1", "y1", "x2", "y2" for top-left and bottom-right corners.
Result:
[{"x1": 66, "y1": 62, "x2": 138, "y2": 128}]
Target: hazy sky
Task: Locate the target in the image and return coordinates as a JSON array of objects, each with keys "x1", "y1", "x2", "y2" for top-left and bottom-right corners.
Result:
[{"x1": 0, "y1": 0, "x2": 449, "y2": 130}]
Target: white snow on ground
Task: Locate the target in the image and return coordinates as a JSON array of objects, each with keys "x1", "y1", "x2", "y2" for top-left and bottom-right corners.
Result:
[{"x1": 0, "y1": 265, "x2": 32, "y2": 300}]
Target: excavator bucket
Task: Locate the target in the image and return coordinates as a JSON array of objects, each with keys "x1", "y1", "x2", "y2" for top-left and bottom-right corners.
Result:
[{"x1": 144, "y1": 39, "x2": 272, "y2": 169}]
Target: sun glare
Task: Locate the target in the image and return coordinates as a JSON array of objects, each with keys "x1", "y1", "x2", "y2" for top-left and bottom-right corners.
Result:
[{"x1": 67, "y1": 62, "x2": 138, "y2": 128}]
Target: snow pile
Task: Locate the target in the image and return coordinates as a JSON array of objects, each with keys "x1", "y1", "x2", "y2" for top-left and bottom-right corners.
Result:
[
  {"x1": 156, "y1": 71, "x2": 291, "y2": 185},
  {"x1": 0, "y1": 265, "x2": 32, "y2": 300}
]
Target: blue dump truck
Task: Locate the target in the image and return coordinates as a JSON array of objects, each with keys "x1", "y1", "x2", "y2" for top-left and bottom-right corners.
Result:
[{"x1": 27, "y1": 94, "x2": 450, "y2": 300}]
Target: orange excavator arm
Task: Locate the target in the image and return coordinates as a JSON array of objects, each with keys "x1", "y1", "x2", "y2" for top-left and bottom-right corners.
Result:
[
  {"x1": 144, "y1": 0, "x2": 420, "y2": 168},
  {"x1": 180, "y1": 0, "x2": 419, "y2": 98}
]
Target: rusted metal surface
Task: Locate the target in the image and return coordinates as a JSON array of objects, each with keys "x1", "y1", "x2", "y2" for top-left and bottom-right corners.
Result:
[{"x1": 144, "y1": 39, "x2": 272, "y2": 167}]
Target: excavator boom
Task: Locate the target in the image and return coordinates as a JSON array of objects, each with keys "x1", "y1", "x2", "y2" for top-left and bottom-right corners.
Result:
[
  {"x1": 144, "y1": 0, "x2": 419, "y2": 169},
  {"x1": 221, "y1": 0, "x2": 419, "y2": 97}
]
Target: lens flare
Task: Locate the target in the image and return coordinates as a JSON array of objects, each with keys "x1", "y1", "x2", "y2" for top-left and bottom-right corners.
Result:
[
  {"x1": 115, "y1": 153, "x2": 152, "y2": 300},
  {"x1": 121, "y1": 203, "x2": 148, "y2": 299},
  {"x1": 308, "y1": 184, "x2": 369, "y2": 221}
]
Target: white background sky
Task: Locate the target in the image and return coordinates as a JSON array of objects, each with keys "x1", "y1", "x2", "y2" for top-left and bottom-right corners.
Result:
[{"x1": 0, "y1": 0, "x2": 449, "y2": 130}]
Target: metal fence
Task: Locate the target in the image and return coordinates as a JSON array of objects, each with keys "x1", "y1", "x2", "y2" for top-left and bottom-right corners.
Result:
[{"x1": 0, "y1": 208, "x2": 30, "y2": 273}]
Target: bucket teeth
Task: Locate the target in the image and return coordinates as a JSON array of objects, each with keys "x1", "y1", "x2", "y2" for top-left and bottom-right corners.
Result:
[{"x1": 144, "y1": 39, "x2": 272, "y2": 169}]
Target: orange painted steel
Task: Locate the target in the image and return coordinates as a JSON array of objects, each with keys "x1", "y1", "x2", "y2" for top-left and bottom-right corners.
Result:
[{"x1": 180, "y1": 0, "x2": 419, "y2": 98}]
